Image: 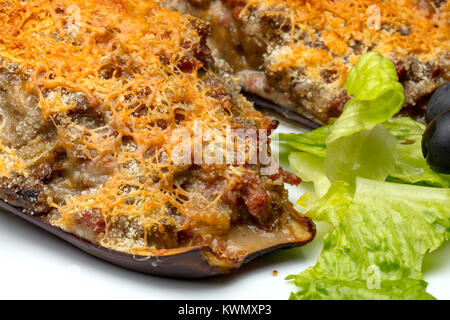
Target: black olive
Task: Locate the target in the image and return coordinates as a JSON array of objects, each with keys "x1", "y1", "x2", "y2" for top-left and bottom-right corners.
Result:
[
  {"x1": 422, "y1": 110, "x2": 450, "y2": 174},
  {"x1": 426, "y1": 82, "x2": 450, "y2": 123}
]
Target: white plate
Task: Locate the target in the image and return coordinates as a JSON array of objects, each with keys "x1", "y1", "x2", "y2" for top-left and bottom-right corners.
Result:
[{"x1": 0, "y1": 120, "x2": 448, "y2": 300}]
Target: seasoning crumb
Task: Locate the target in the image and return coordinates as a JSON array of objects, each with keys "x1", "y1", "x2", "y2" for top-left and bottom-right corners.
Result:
[{"x1": 272, "y1": 270, "x2": 278, "y2": 277}]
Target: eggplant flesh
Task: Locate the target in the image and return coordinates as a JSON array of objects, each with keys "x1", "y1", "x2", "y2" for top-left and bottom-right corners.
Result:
[{"x1": 0, "y1": 200, "x2": 315, "y2": 279}]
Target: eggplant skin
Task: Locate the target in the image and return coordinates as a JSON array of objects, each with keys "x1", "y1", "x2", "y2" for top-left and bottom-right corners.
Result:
[
  {"x1": 243, "y1": 91, "x2": 321, "y2": 129},
  {"x1": 0, "y1": 199, "x2": 315, "y2": 279}
]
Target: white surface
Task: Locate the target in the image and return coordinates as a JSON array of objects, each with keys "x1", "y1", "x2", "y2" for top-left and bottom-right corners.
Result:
[{"x1": 0, "y1": 121, "x2": 449, "y2": 300}]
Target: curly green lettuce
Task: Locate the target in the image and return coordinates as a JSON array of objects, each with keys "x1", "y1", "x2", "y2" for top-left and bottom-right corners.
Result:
[
  {"x1": 274, "y1": 52, "x2": 450, "y2": 300},
  {"x1": 288, "y1": 179, "x2": 450, "y2": 300},
  {"x1": 327, "y1": 52, "x2": 404, "y2": 145}
]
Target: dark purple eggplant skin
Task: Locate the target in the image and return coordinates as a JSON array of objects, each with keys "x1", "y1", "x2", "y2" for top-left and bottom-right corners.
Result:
[
  {"x1": 0, "y1": 199, "x2": 315, "y2": 279},
  {"x1": 243, "y1": 91, "x2": 321, "y2": 129}
]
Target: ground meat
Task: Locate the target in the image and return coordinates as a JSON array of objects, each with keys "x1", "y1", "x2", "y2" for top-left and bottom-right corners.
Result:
[
  {"x1": 394, "y1": 60, "x2": 407, "y2": 82},
  {"x1": 242, "y1": 186, "x2": 269, "y2": 220},
  {"x1": 431, "y1": 0, "x2": 447, "y2": 8},
  {"x1": 147, "y1": 221, "x2": 179, "y2": 249},
  {"x1": 178, "y1": 54, "x2": 200, "y2": 73},
  {"x1": 99, "y1": 63, "x2": 118, "y2": 80},
  {"x1": 156, "y1": 118, "x2": 168, "y2": 130},
  {"x1": 321, "y1": 69, "x2": 339, "y2": 84},
  {"x1": 76, "y1": 209, "x2": 106, "y2": 235},
  {"x1": 241, "y1": 173, "x2": 270, "y2": 221},
  {"x1": 270, "y1": 167, "x2": 302, "y2": 186},
  {"x1": 267, "y1": 119, "x2": 279, "y2": 135},
  {"x1": 188, "y1": 0, "x2": 211, "y2": 8},
  {"x1": 203, "y1": 75, "x2": 228, "y2": 100},
  {"x1": 232, "y1": 6, "x2": 244, "y2": 20},
  {"x1": 258, "y1": 12, "x2": 292, "y2": 43},
  {"x1": 0, "y1": 175, "x2": 50, "y2": 214},
  {"x1": 30, "y1": 158, "x2": 65, "y2": 184},
  {"x1": 222, "y1": 187, "x2": 240, "y2": 206},
  {"x1": 220, "y1": 172, "x2": 273, "y2": 225},
  {"x1": 189, "y1": 18, "x2": 213, "y2": 68},
  {"x1": 327, "y1": 91, "x2": 350, "y2": 119}
]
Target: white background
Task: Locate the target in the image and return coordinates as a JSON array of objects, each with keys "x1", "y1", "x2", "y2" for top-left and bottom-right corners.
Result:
[{"x1": 0, "y1": 121, "x2": 448, "y2": 300}]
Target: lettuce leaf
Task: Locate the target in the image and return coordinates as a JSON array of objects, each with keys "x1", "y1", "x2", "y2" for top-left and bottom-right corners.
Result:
[
  {"x1": 274, "y1": 52, "x2": 450, "y2": 300},
  {"x1": 275, "y1": 125, "x2": 331, "y2": 158},
  {"x1": 273, "y1": 53, "x2": 411, "y2": 189},
  {"x1": 276, "y1": 117, "x2": 450, "y2": 192},
  {"x1": 325, "y1": 124, "x2": 397, "y2": 185},
  {"x1": 382, "y1": 117, "x2": 425, "y2": 141},
  {"x1": 326, "y1": 52, "x2": 404, "y2": 145},
  {"x1": 289, "y1": 279, "x2": 435, "y2": 300},
  {"x1": 288, "y1": 179, "x2": 450, "y2": 300},
  {"x1": 386, "y1": 118, "x2": 450, "y2": 188},
  {"x1": 289, "y1": 152, "x2": 330, "y2": 198},
  {"x1": 323, "y1": 52, "x2": 405, "y2": 185}
]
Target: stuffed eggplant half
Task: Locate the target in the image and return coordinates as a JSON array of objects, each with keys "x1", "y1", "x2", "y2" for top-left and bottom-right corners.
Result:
[
  {"x1": 0, "y1": 0, "x2": 315, "y2": 278},
  {"x1": 163, "y1": 0, "x2": 450, "y2": 125}
]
